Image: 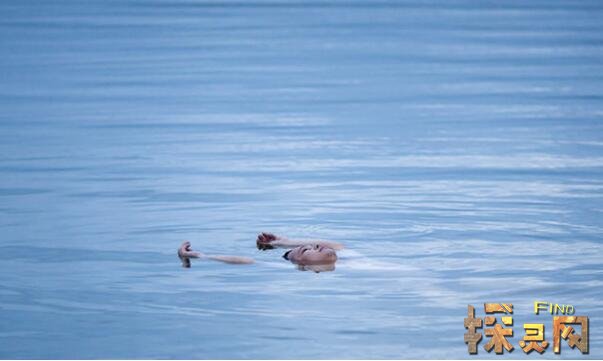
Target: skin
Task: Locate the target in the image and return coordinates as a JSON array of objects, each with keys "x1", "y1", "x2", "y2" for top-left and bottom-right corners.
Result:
[
  {"x1": 178, "y1": 241, "x2": 254, "y2": 268},
  {"x1": 178, "y1": 233, "x2": 341, "y2": 271},
  {"x1": 283, "y1": 243, "x2": 338, "y2": 265},
  {"x1": 256, "y1": 232, "x2": 344, "y2": 251}
]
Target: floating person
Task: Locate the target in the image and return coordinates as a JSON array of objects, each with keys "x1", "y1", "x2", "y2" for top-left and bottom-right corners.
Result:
[
  {"x1": 257, "y1": 232, "x2": 341, "y2": 272},
  {"x1": 178, "y1": 233, "x2": 343, "y2": 271},
  {"x1": 178, "y1": 241, "x2": 254, "y2": 268}
]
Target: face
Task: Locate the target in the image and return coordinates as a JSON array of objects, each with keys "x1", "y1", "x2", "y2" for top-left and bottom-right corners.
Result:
[{"x1": 285, "y1": 244, "x2": 337, "y2": 265}]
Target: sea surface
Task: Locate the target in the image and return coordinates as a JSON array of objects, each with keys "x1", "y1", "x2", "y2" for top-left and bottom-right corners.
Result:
[{"x1": 1, "y1": 0, "x2": 602, "y2": 359}]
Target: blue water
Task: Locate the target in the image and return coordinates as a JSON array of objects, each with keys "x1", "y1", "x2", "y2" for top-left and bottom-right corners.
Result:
[{"x1": 1, "y1": 0, "x2": 602, "y2": 359}]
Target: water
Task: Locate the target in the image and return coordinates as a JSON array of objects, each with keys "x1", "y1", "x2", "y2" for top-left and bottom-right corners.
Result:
[{"x1": 1, "y1": 0, "x2": 603, "y2": 359}]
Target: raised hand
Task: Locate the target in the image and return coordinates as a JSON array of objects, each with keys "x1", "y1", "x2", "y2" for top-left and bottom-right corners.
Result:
[
  {"x1": 256, "y1": 232, "x2": 279, "y2": 250},
  {"x1": 178, "y1": 241, "x2": 201, "y2": 259}
]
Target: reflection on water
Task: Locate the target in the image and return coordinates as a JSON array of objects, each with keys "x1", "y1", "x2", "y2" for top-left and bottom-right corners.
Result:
[
  {"x1": 296, "y1": 263, "x2": 336, "y2": 273},
  {"x1": 1, "y1": 0, "x2": 603, "y2": 359}
]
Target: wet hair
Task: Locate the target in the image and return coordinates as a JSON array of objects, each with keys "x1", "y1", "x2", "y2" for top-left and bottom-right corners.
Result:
[{"x1": 283, "y1": 250, "x2": 292, "y2": 260}]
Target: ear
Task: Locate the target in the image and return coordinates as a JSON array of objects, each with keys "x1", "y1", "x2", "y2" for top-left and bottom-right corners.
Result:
[{"x1": 283, "y1": 250, "x2": 292, "y2": 260}]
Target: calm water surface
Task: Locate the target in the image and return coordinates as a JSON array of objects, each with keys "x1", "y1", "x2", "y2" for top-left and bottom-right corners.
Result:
[{"x1": 1, "y1": 0, "x2": 603, "y2": 359}]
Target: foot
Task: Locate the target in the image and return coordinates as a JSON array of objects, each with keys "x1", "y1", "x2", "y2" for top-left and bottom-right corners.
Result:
[{"x1": 256, "y1": 232, "x2": 279, "y2": 250}]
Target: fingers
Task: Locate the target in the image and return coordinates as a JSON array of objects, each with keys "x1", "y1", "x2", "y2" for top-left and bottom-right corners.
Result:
[
  {"x1": 256, "y1": 233, "x2": 267, "y2": 244},
  {"x1": 263, "y1": 232, "x2": 277, "y2": 241},
  {"x1": 257, "y1": 232, "x2": 277, "y2": 243},
  {"x1": 178, "y1": 241, "x2": 196, "y2": 257},
  {"x1": 257, "y1": 232, "x2": 277, "y2": 250},
  {"x1": 181, "y1": 251, "x2": 201, "y2": 258}
]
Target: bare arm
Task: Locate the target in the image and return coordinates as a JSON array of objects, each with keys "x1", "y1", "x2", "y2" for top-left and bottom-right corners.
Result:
[
  {"x1": 256, "y1": 233, "x2": 344, "y2": 250},
  {"x1": 207, "y1": 255, "x2": 254, "y2": 264},
  {"x1": 276, "y1": 238, "x2": 344, "y2": 250},
  {"x1": 178, "y1": 241, "x2": 254, "y2": 266}
]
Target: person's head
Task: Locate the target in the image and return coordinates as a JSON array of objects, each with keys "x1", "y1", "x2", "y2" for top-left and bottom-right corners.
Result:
[{"x1": 283, "y1": 244, "x2": 337, "y2": 265}]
